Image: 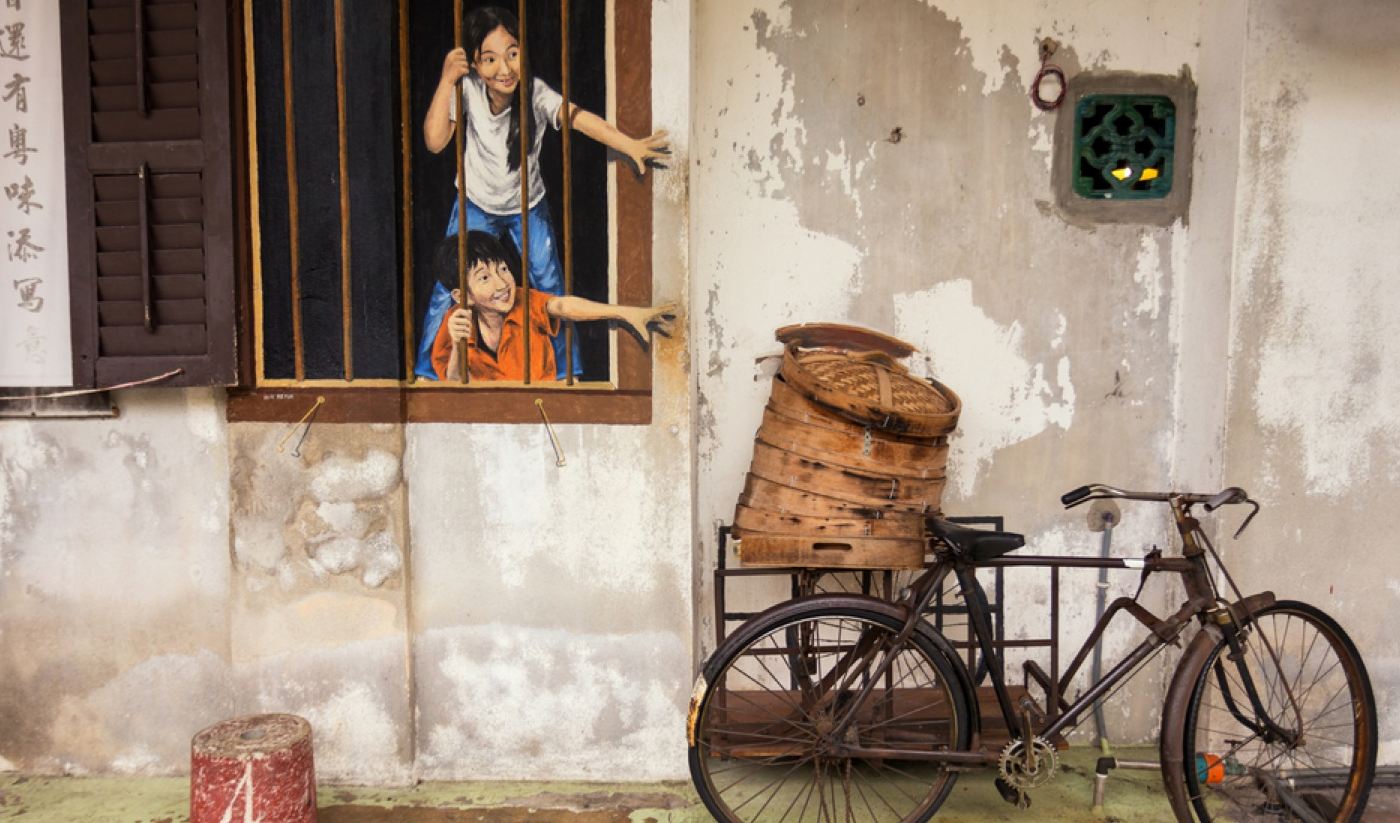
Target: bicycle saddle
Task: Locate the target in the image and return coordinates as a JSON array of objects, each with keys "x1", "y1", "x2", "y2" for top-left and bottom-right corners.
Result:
[{"x1": 928, "y1": 519, "x2": 1025, "y2": 562}]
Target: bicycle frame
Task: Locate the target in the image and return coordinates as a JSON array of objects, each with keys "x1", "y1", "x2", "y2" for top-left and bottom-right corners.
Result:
[{"x1": 824, "y1": 495, "x2": 1287, "y2": 768}]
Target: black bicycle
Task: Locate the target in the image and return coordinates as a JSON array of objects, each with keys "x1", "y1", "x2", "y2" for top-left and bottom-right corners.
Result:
[{"x1": 687, "y1": 484, "x2": 1377, "y2": 821}]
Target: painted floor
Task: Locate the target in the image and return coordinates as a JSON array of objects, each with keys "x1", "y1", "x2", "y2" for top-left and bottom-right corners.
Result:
[{"x1": 2, "y1": 746, "x2": 1395, "y2": 822}]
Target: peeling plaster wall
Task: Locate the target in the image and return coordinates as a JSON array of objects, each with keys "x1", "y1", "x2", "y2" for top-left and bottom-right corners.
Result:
[
  {"x1": 1223, "y1": 0, "x2": 1400, "y2": 762},
  {"x1": 691, "y1": 0, "x2": 1229, "y2": 743},
  {"x1": 0, "y1": 391, "x2": 233, "y2": 775},
  {"x1": 1, "y1": 0, "x2": 693, "y2": 783}
]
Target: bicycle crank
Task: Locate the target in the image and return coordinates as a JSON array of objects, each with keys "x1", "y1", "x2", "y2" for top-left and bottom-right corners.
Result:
[{"x1": 996, "y1": 736, "x2": 1059, "y2": 808}]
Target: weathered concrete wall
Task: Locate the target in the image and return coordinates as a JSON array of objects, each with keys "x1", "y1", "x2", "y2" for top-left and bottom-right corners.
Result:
[
  {"x1": 1222, "y1": 0, "x2": 1400, "y2": 762},
  {"x1": 7, "y1": 0, "x2": 1400, "y2": 782},
  {"x1": 0, "y1": 391, "x2": 233, "y2": 775},
  {"x1": 0, "y1": 0, "x2": 693, "y2": 783},
  {"x1": 691, "y1": 0, "x2": 1234, "y2": 744}
]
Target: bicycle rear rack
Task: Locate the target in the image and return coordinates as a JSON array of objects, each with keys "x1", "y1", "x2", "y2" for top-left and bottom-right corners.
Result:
[{"x1": 712, "y1": 515, "x2": 1065, "y2": 744}]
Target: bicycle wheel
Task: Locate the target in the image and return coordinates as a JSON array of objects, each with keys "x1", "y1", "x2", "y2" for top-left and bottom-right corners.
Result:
[
  {"x1": 1183, "y1": 601, "x2": 1377, "y2": 822},
  {"x1": 688, "y1": 598, "x2": 971, "y2": 822}
]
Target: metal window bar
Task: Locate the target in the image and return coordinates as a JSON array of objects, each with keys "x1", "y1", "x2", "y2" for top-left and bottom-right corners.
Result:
[
  {"x1": 454, "y1": 1, "x2": 470, "y2": 384},
  {"x1": 560, "y1": 0, "x2": 575, "y2": 385},
  {"x1": 281, "y1": 0, "x2": 305, "y2": 381},
  {"x1": 516, "y1": 0, "x2": 532, "y2": 385},
  {"x1": 333, "y1": 0, "x2": 354, "y2": 380},
  {"x1": 399, "y1": 0, "x2": 415, "y2": 383}
]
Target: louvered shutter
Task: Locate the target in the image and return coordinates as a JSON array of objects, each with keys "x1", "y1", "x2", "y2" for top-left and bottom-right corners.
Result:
[{"x1": 60, "y1": 0, "x2": 236, "y2": 387}]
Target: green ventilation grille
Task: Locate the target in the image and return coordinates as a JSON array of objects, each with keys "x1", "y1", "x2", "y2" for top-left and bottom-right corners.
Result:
[{"x1": 1073, "y1": 94, "x2": 1175, "y2": 200}]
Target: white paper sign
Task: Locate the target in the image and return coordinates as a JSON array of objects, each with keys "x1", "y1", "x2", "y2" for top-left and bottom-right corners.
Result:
[{"x1": 0, "y1": 0, "x2": 71, "y2": 387}]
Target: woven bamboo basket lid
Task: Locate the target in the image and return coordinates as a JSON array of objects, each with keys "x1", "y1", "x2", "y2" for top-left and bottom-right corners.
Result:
[{"x1": 780, "y1": 347, "x2": 961, "y2": 438}]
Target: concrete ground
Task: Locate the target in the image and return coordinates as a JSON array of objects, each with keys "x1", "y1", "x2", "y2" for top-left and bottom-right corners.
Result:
[{"x1": 2, "y1": 747, "x2": 1396, "y2": 822}]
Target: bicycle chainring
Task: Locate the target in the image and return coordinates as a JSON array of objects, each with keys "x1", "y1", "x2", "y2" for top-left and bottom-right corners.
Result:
[{"x1": 997, "y1": 737, "x2": 1059, "y2": 792}]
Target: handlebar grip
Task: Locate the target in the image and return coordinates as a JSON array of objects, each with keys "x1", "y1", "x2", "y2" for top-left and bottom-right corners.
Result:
[
  {"x1": 1204, "y1": 486, "x2": 1247, "y2": 512},
  {"x1": 1061, "y1": 486, "x2": 1092, "y2": 506}
]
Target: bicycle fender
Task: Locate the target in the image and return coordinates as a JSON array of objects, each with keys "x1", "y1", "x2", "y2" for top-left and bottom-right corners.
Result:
[
  {"x1": 913, "y1": 615, "x2": 983, "y2": 742},
  {"x1": 1158, "y1": 591, "x2": 1276, "y2": 822}
]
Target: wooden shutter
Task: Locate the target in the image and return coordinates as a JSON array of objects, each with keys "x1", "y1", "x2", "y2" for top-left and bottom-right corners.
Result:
[{"x1": 60, "y1": 0, "x2": 236, "y2": 387}]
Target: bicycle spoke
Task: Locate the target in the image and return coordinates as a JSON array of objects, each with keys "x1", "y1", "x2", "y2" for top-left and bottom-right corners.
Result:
[{"x1": 729, "y1": 755, "x2": 818, "y2": 815}]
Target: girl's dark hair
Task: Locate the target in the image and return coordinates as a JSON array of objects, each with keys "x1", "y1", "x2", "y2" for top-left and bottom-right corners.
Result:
[
  {"x1": 434, "y1": 230, "x2": 521, "y2": 291},
  {"x1": 465, "y1": 5, "x2": 532, "y2": 172}
]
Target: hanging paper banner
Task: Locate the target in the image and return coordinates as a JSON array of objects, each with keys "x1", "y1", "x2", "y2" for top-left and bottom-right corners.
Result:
[{"x1": 0, "y1": 0, "x2": 71, "y2": 387}]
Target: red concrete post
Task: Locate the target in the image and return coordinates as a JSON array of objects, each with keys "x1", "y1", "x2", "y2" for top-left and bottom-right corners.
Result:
[{"x1": 190, "y1": 714, "x2": 317, "y2": 823}]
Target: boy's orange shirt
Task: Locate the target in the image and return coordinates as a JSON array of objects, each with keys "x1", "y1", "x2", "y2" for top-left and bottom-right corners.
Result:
[{"x1": 430, "y1": 296, "x2": 560, "y2": 382}]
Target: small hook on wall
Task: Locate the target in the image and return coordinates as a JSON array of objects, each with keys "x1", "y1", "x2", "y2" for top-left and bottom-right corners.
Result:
[
  {"x1": 535, "y1": 398, "x2": 567, "y2": 468},
  {"x1": 276, "y1": 396, "x2": 325, "y2": 457}
]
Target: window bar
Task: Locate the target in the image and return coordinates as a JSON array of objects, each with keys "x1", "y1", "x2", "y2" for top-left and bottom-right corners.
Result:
[
  {"x1": 282, "y1": 0, "x2": 305, "y2": 381},
  {"x1": 517, "y1": 0, "x2": 531, "y2": 385},
  {"x1": 453, "y1": 0, "x2": 470, "y2": 384},
  {"x1": 334, "y1": 0, "x2": 354, "y2": 380},
  {"x1": 559, "y1": 0, "x2": 574, "y2": 385},
  {"x1": 399, "y1": 0, "x2": 415, "y2": 383}
]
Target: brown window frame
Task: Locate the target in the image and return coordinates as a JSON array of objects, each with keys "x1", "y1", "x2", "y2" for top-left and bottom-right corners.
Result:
[{"x1": 225, "y1": 0, "x2": 656, "y2": 425}]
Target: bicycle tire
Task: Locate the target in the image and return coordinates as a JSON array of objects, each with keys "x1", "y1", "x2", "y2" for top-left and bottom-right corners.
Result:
[
  {"x1": 1182, "y1": 600, "x2": 1377, "y2": 822},
  {"x1": 689, "y1": 597, "x2": 972, "y2": 822}
]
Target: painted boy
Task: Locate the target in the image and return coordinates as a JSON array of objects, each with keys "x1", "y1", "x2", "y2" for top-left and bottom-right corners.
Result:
[{"x1": 429, "y1": 231, "x2": 674, "y2": 382}]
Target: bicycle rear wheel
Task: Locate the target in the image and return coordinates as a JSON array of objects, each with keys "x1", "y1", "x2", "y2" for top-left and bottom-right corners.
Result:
[
  {"x1": 688, "y1": 598, "x2": 971, "y2": 822},
  {"x1": 1183, "y1": 601, "x2": 1377, "y2": 822}
]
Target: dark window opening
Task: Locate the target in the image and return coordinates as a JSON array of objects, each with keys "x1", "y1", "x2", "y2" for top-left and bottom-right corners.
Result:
[{"x1": 250, "y1": 0, "x2": 611, "y2": 383}]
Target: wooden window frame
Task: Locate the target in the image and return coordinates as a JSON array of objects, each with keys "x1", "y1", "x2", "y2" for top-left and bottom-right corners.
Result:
[{"x1": 225, "y1": 0, "x2": 656, "y2": 425}]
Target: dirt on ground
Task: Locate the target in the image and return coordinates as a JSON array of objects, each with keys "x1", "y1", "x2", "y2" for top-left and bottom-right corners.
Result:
[{"x1": 318, "y1": 807, "x2": 646, "y2": 822}]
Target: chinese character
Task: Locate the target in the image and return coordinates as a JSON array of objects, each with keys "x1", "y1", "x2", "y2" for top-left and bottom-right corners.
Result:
[
  {"x1": 5, "y1": 2, "x2": 21, "y2": 11},
  {"x1": 4, "y1": 175, "x2": 40, "y2": 213},
  {"x1": 20, "y1": 324, "x2": 43, "y2": 365},
  {"x1": 0, "y1": 22, "x2": 27, "y2": 61},
  {"x1": 3, "y1": 72, "x2": 28, "y2": 112},
  {"x1": 13, "y1": 275, "x2": 41, "y2": 311},
  {"x1": 3, "y1": 123, "x2": 33, "y2": 164},
  {"x1": 6, "y1": 227, "x2": 41, "y2": 261}
]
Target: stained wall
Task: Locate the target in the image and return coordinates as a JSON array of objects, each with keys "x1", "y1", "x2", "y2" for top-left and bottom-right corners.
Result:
[
  {"x1": 691, "y1": 0, "x2": 1232, "y2": 744},
  {"x1": 0, "y1": 0, "x2": 693, "y2": 783},
  {"x1": 4, "y1": 0, "x2": 1400, "y2": 784},
  {"x1": 1222, "y1": 0, "x2": 1400, "y2": 763}
]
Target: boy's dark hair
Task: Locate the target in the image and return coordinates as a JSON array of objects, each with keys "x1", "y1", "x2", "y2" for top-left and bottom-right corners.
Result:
[
  {"x1": 465, "y1": 5, "x2": 533, "y2": 172},
  {"x1": 433, "y1": 230, "x2": 521, "y2": 291}
]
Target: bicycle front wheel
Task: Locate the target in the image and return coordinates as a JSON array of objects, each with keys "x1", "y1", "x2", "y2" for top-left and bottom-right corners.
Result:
[
  {"x1": 688, "y1": 599, "x2": 971, "y2": 823},
  {"x1": 1183, "y1": 600, "x2": 1377, "y2": 822}
]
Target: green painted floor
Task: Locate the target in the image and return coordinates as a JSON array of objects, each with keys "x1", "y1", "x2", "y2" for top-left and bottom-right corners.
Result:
[{"x1": 0, "y1": 746, "x2": 1255, "y2": 822}]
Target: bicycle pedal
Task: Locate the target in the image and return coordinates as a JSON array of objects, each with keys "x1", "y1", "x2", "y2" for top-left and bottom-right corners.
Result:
[{"x1": 994, "y1": 778, "x2": 1031, "y2": 809}]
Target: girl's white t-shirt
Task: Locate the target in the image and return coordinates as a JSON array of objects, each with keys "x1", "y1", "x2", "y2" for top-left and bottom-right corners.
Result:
[{"x1": 449, "y1": 75, "x2": 564, "y2": 215}]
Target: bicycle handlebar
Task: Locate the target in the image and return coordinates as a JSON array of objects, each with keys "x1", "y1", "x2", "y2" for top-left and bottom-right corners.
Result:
[
  {"x1": 1061, "y1": 483, "x2": 1251, "y2": 510},
  {"x1": 1063, "y1": 482, "x2": 1262, "y2": 539}
]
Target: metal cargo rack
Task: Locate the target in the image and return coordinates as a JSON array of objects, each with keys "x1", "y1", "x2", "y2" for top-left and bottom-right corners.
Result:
[{"x1": 713, "y1": 516, "x2": 1068, "y2": 747}]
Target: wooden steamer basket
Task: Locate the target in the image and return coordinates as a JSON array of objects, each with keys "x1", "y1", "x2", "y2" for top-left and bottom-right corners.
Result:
[{"x1": 734, "y1": 324, "x2": 961, "y2": 570}]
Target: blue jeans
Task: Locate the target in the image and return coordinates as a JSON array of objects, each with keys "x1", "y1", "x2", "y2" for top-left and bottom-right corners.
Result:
[{"x1": 433, "y1": 198, "x2": 580, "y2": 380}]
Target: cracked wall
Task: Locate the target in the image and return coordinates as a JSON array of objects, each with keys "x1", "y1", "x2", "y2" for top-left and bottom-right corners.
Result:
[{"x1": 691, "y1": 0, "x2": 1224, "y2": 743}]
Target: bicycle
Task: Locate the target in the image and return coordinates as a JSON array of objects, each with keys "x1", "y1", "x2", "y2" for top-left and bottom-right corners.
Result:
[{"x1": 687, "y1": 484, "x2": 1378, "y2": 821}]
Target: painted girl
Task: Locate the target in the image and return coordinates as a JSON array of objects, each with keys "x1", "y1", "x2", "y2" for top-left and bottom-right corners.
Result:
[{"x1": 416, "y1": 5, "x2": 670, "y2": 380}]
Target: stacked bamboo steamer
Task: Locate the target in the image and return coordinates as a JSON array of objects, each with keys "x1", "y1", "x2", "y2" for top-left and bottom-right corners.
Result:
[{"x1": 733, "y1": 323, "x2": 961, "y2": 570}]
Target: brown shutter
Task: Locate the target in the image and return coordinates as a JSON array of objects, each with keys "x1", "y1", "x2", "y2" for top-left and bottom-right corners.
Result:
[{"x1": 60, "y1": 0, "x2": 237, "y2": 387}]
